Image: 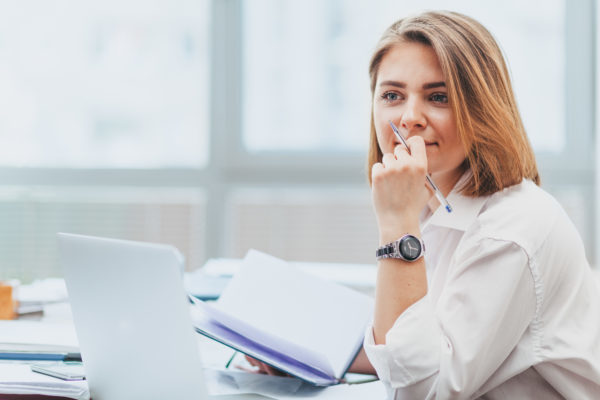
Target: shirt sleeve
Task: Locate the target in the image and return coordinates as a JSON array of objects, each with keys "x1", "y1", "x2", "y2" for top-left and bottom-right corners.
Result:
[{"x1": 363, "y1": 237, "x2": 536, "y2": 399}]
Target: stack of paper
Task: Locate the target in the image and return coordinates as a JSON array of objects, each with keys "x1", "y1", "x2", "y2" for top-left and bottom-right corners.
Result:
[
  {"x1": 0, "y1": 320, "x2": 79, "y2": 360},
  {"x1": 0, "y1": 364, "x2": 89, "y2": 400},
  {"x1": 15, "y1": 278, "x2": 69, "y2": 315},
  {"x1": 205, "y1": 368, "x2": 385, "y2": 399}
]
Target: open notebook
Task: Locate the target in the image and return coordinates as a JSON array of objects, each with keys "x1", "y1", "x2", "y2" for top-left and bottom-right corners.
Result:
[{"x1": 191, "y1": 250, "x2": 374, "y2": 386}]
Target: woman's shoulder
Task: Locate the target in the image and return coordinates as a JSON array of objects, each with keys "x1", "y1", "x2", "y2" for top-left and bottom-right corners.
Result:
[
  {"x1": 472, "y1": 179, "x2": 576, "y2": 254},
  {"x1": 484, "y1": 179, "x2": 560, "y2": 217}
]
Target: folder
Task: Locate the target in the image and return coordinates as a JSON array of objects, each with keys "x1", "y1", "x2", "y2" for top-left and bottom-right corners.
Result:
[
  {"x1": 191, "y1": 250, "x2": 374, "y2": 386},
  {"x1": 0, "y1": 350, "x2": 80, "y2": 361},
  {"x1": 0, "y1": 321, "x2": 80, "y2": 361}
]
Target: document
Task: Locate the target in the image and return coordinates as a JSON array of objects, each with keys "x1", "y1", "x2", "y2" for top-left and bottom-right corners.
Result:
[
  {"x1": 197, "y1": 257, "x2": 377, "y2": 295},
  {"x1": 0, "y1": 364, "x2": 88, "y2": 400},
  {"x1": 192, "y1": 250, "x2": 374, "y2": 386},
  {"x1": 0, "y1": 320, "x2": 79, "y2": 360},
  {"x1": 205, "y1": 368, "x2": 385, "y2": 399}
]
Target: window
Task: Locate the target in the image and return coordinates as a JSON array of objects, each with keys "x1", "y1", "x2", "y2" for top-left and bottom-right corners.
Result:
[
  {"x1": 237, "y1": 0, "x2": 595, "y2": 265},
  {"x1": 242, "y1": 0, "x2": 565, "y2": 154},
  {"x1": 0, "y1": 1, "x2": 596, "y2": 281},
  {"x1": 0, "y1": 0, "x2": 212, "y2": 280},
  {"x1": 0, "y1": 0, "x2": 210, "y2": 168}
]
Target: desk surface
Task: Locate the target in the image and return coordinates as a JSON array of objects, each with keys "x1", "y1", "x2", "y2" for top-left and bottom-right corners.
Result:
[{"x1": 1, "y1": 309, "x2": 384, "y2": 400}]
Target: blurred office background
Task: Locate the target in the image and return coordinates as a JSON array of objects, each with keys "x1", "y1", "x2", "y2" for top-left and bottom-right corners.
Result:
[{"x1": 0, "y1": 0, "x2": 595, "y2": 281}]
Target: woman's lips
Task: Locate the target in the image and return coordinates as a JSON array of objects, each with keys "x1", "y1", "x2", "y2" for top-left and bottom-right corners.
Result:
[{"x1": 395, "y1": 141, "x2": 437, "y2": 146}]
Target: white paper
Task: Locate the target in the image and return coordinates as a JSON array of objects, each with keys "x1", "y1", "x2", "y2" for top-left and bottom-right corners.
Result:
[
  {"x1": 216, "y1": 250, "x2": 374, "y2": 378},
  {"x1": 277, "y1": 380, "x2": 387, "y2": 400},
  {"x1": 203, "y1": 367, "x2": 385, "y2": 400},
  {"x1": 203, "y1": 368, "x2": 385, "y2": 400},
  {"x1": 0, "y1": 320, "x2": 79, "y2": 349},
  {"x1": 200, "y1": 257, "x2": 377, "y2": 293},
  {"x1": 291, "y1": 262, "x2": 376, "y2": 292},
  {"x1": 16, "y1": 278, "x2": 69, "y2": 303},
  {"x1": 0, "y1": 364, "x2": 89, "y2": 400},
  {"x1": 204, "y1": 368, "x2": 304, "y2": 397}
]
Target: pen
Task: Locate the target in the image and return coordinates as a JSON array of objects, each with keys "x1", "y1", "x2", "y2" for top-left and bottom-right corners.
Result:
[
  {"x1": 388, "y1": 120, "x2": 453, "y2": 213},
  {"x1": 225, "y1": 351, "x2": 237, "y2": 369}
]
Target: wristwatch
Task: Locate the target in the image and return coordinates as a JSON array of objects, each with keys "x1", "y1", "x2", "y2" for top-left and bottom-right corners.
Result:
[{"x1": 375, "y1": 234, "x2": 425, "y2": 262}]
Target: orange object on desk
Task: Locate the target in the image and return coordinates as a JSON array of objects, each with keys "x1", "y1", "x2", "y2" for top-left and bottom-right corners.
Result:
[{"x1": 0, "y1": 283, "x2": 16, "y2": 319}]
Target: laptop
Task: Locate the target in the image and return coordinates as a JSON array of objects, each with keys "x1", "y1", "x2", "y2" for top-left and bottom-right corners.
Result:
[{"x1": 59, "y1": 233, "x2": 260, "y2": 400}]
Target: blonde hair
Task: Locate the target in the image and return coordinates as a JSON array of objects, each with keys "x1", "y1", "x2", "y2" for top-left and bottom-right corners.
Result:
[{"x1": 367, "y1": 11, "x2": 539, "y2": 196}]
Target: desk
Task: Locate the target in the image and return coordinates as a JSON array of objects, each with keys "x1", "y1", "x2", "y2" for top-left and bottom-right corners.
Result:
[{"x1": 1, "y1": 304, "x2": 384, "y2": 400}]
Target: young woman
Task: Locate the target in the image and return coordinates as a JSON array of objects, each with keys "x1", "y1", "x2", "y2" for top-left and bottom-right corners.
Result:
[
  {"x1": 246, "y1": 10, "x2": 600, "y2": 398},
  {"x1": 364, "y1": 10, "x2": 600, "y2": 399}
]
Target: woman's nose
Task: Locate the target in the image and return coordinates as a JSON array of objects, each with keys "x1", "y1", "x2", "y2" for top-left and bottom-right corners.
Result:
[{"x1": 400, "y1": 100, "x2": 426, "y2": 132}]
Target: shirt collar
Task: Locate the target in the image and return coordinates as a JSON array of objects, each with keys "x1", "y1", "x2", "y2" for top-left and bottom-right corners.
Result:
[{"x1": 421, "y1": 173, "x2": 489, "y2": 232}]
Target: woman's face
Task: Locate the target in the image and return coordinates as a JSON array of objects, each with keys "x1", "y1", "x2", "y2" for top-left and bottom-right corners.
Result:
[{"x1": 373, "y1": 42, "x2": 466, "y2": 187}]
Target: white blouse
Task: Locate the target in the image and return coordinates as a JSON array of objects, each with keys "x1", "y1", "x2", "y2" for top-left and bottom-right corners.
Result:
[{"x1": 363, "y1": 179, "x2": 600, "y2": 399}]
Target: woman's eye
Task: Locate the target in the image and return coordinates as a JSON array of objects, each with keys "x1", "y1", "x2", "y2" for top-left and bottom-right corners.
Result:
[
  {"x1": 431, "y1": 93, "x2": 448, "y2": 104},
  {"x1": 381, "y1": 92, "x2": 401, "y2": 103}
]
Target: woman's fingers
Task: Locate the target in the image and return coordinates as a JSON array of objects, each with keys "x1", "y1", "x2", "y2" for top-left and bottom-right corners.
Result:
[
  {"x1": 370, "y1": 135, "x2": 429, "y2": 230},
  {"x1": 393, "y1": 143, "x2": 409, "y2": 159},
  {"x1": 381, "y1": 152, "x2": 396, "y2": 167},
  {"x1": 243, "y1": 355, "x2": 288, "y2": 376},
  {"x1": 262, "y1": 364, "x2": 288, "y2": 376},
  {"x1": 380, "y1": 136, "x2": 426, "y2": 170},
  {"x1": 244, "y1": 355, "x2": 260, "y2": 368},
  {"x1": 405, "y1": 136, "x2": 427, "y2": 164}
]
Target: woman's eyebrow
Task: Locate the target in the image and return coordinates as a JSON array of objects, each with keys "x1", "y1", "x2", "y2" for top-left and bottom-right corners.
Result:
[
  {"x1": 378, "y1": 80, "x2": 446, "y2": 89},
  {"x1": 379, "y1": 80, "x2": 406, "y2": 88},
  {"x1": 422, "y1": 81, "x2": 446, "y2": 89}
]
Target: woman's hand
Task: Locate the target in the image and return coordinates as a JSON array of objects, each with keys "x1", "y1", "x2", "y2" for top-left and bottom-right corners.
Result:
[
  {"x1": 244, "y1": 350, "x2": 377, "y2": 378},
  {"x1": 371, "y1": 136, "x2": 430, "y2": 242},
  {"x1": 243, "y1": 355, "x2": 290, "y2": 377}
]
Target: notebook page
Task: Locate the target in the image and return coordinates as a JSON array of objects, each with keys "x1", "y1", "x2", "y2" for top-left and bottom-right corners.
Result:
[
  {"x1": 193, "y1": 311, "x2": 337, "y2": 386},
  {"x1": 190, "y1": 296, "x2": 332, "y2": 378},
  {"x1": 215, "y1": 250, "x2": 374, "y2": 378}
]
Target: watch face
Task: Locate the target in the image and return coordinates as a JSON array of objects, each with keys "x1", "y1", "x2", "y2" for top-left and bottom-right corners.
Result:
[{"x1": 399, "y1": 235, "x2": 422, "y2": 261}]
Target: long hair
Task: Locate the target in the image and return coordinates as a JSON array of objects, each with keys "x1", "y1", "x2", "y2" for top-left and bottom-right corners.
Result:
[{"x1": 367, "y1": 11, "x2": 539, "y2": 196}]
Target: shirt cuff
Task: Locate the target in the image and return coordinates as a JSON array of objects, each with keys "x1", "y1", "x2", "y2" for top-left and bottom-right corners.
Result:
[{"x1": 363, "y1": 295, "x2": 442, "y2": 387}]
